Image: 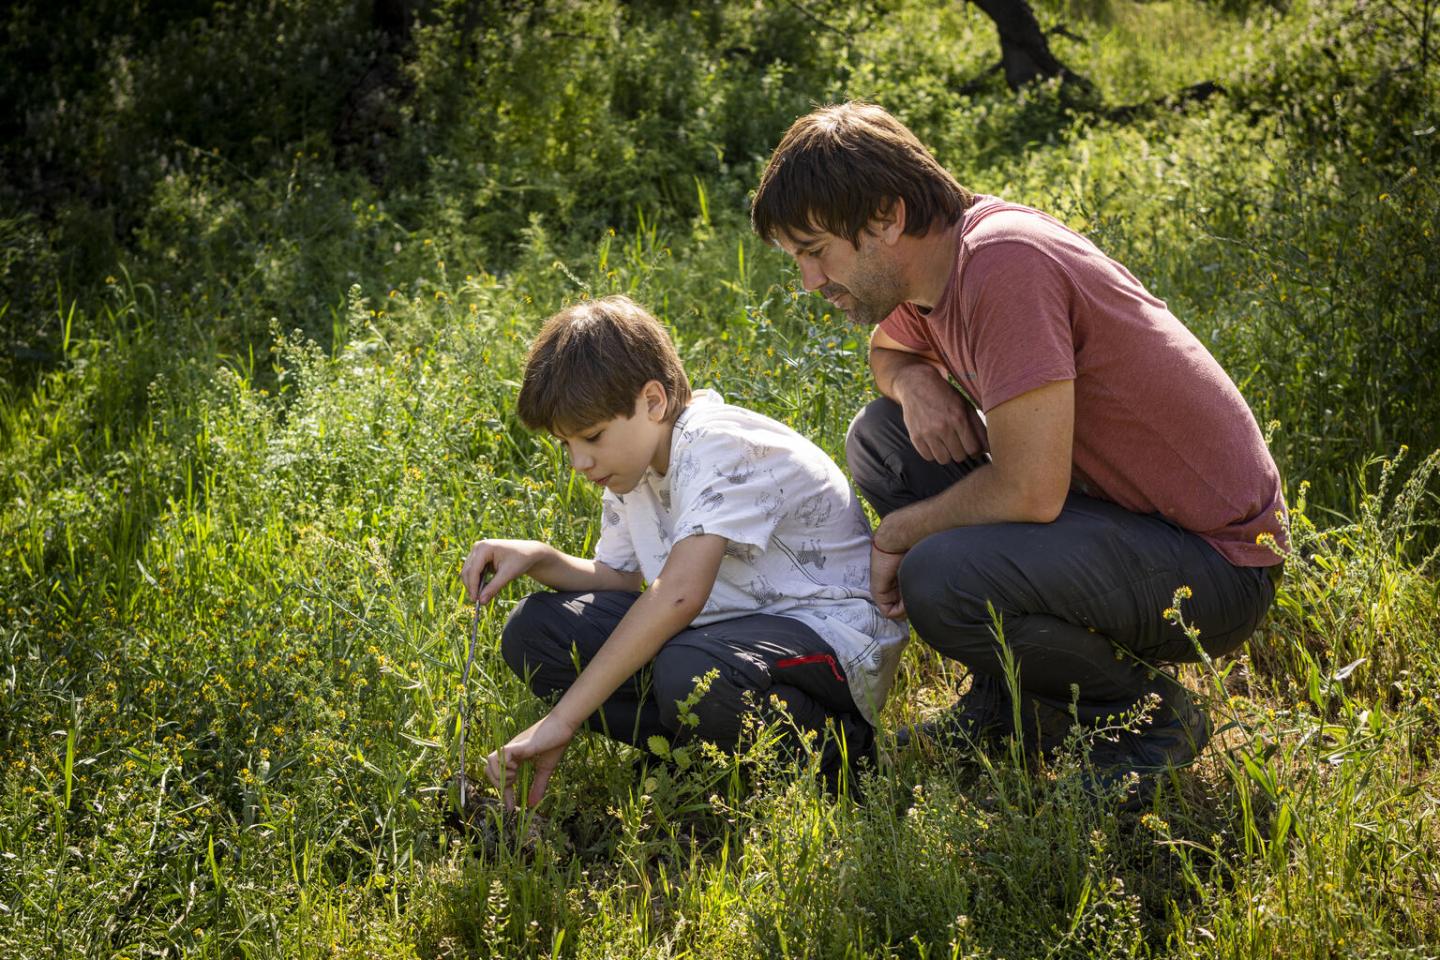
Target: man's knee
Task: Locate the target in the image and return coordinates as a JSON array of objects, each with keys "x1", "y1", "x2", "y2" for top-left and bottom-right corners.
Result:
[
  {"x1": 844, "y1": 397, "x2": 904, "y2": 480},
  {"x1": 899, "y1": 534, "x2": 989, "y2": 618},
  {"x1": 899, "y1": 534, "x2": 1005, "y2": 659}
]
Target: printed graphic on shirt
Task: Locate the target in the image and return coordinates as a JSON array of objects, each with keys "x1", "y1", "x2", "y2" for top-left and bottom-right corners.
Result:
[{"x1": 590, "y1": 390, "x2": 908, "y2": 724}]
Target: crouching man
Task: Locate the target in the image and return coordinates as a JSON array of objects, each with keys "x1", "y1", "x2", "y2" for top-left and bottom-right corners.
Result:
[{"x1": 751, "y1": 102, "x2": 1286, "y2": 800}]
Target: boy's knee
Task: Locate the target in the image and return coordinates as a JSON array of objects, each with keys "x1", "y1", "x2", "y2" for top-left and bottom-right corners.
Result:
[
  {"x1": 651, "y1": 645, "x2": 745, "y2": 738},
  {"x1": 499, "y1": 592, "x2": 564, "y2": 680},
  {"x1": 651, "y1": 646, "x2": 708, "y2": 728}
]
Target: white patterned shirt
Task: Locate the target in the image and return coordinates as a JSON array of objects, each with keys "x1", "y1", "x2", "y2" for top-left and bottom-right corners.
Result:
[{"x1": 594, "y1": 390, "x2": 907, "y2": 723}]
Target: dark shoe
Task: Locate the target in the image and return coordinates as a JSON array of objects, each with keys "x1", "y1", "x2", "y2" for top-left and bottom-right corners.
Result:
[
  {"x1": 894, "y1": 673, "x2": 1013, "y2": 753},
  {"x1": 1084, "y1": 682, "x2": 1212, "y2": 808}
]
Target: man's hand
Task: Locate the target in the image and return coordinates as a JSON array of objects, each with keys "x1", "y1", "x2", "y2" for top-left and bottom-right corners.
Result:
[
  {"x1": 892, "y1": 365, "x2": 985, "y2": 465},
  {"x1": 485, "y1": 713, "x2": 577, "y2": 809},
  {"x1": 461, "y1": 539, "x2": 551, "y2": 605},
  {"x1": 869, "y1": 544, "x2": 907, "y2": 620}
]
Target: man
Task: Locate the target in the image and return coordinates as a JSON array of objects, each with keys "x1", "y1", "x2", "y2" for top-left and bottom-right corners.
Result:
[{"x1": 750, "y1": 101, "x2": 1286, "y2": 799}]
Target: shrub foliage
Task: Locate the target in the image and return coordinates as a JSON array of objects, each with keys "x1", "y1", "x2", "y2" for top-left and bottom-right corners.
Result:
[{"x1": 1, "y1": 0, "x2": 1438, "y2": 957}]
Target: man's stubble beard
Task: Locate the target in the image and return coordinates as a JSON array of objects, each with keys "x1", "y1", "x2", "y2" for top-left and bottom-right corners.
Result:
[{"x1": 838, "y1": 251, "x2": 906, "y2": 327}]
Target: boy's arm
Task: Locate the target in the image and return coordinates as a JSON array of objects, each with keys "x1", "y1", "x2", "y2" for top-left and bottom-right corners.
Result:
[
  {"x1": 462, "y1": 538, "x2": 643, "y2": 605},
  {"x1": 485, "y1": 533, "x2": 728, "y2": 808}
]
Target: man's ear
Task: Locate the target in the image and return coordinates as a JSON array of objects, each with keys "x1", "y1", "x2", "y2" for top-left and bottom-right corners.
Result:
[
  {"x1": 642, "y1": 380, "x2": 668, "y2": 422},
  {"x1": 872, "y1": 197, "x2": 907, "y2": 245}
]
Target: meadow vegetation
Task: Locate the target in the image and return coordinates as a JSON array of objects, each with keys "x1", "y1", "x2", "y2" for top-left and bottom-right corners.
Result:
[{"x1": 1, "y1": 0, "x2": 1438, "y2": 956}]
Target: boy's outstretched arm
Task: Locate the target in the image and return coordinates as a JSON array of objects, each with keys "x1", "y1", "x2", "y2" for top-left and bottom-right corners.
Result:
[
  {"x1": 461, "y1": 538, "x2": 643, "y2": 605},
  {"x1": 485, "y1": 533, "x2": 728, "y2": 808}
]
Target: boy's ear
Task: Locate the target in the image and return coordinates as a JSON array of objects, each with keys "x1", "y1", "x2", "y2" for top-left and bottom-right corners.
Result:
[{"x1": 642, "y1": 380, "x2": 668, "y2": 422}]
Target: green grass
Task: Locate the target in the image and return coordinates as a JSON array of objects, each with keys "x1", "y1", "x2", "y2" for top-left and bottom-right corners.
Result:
[{"x1": 2, "y1": 0, "x2": 1439, "y2": 956}]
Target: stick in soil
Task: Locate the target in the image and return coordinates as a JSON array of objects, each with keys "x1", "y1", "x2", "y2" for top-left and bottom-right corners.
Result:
[
  {"x1": 440, "y1": 572, "x2": 567, "y2": 855},
  {"x1": 456, "y1": 587, "x2": 485, "y2": 812}
]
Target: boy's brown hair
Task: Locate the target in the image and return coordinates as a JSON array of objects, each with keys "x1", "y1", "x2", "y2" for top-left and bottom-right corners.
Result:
[
  {"x1": 517, "y1": 295, "x2": 691, "y2": 434},
  {"x1": 751, "y1": 101, "x2": 974, "y2": 247}
]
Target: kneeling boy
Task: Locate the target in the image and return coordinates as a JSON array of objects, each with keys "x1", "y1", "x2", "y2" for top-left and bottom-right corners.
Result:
[{"x1": 461, "y1": 295, "x2": 907, "y2": 808}]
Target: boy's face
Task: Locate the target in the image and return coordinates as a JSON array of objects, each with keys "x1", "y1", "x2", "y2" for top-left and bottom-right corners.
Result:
[{"x1": 554, "y1": 381, "x2": 674, "y2": 495}]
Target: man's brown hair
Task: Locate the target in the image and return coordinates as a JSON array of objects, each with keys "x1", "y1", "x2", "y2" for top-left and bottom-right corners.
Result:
[
  {"x1": 516, "y1": 295, "x2": 691, "y2": 434},
  {"x1": 751, "y1": 101, "x2": 974, "y2": 247}
]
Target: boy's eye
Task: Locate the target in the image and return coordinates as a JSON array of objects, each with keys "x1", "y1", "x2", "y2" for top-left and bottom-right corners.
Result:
[{"x1": 583, "y1": 430, "x2": 603, "y2": 443}]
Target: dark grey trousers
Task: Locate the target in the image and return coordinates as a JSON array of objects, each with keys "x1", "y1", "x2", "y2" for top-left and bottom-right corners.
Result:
[
  {"x1": 846, "y1": 397, "x2": 1278, "y2": 736},
  {"x1": 500, "y1": 590, "x2": 873, "y2": 767}
]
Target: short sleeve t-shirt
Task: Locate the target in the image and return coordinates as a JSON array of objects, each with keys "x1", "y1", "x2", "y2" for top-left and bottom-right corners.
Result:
[
  {"x1": 593, "y1": 390, "x2": 908, "y2": 722},
  {"x1": 879, "y1": 197, "x2": 1287, "y2": 567}
]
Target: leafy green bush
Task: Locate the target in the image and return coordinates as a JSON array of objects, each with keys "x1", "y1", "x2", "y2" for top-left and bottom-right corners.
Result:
[{"x1": 3, "y1": 1, "x2": 1440, "y2": 956}]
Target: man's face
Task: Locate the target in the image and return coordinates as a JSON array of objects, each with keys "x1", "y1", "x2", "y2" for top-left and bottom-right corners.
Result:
[
  {"x1": 776, "y1": 223, "x2": 906, "y2": 326},
  {"x1": 554, "y1": 387, "x2": 671, "y2": 495}
]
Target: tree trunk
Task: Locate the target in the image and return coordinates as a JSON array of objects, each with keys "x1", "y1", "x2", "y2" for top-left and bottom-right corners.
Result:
[
  {"x1": 332, "y1": 0, "x2": 419, "y2": 181},
  {"x1": 372, "y1": 0, "x2": 415, "y2": 45},
  {"x1": 969, "y1": 0, "x2": 1074, "y2": 91}
]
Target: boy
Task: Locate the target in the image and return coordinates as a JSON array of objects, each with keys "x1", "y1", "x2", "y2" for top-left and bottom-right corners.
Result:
[{"x1": 460, "y1": 295, "x2": 907, "y2": 808}]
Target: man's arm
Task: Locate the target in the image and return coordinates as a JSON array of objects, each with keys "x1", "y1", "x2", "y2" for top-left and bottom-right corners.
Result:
[
  {"x1": 461, "y1": 539, "x2": 643, "y2": 605},
  {"x1": 868, "y1": 378, "x2": 1073, "y2": 620},
  {"x1": 874, "y1": 378, "x2": 1074, "y2": 553},
  {"x1": 484, "y1": 533, "x2": 728, "y2": 806},
  {"x1": 870, "y1": 326, "x2": 987, "y2": 464},
  {"x1": 869, "y1": 325, "x2": 949, "y2": 397}
]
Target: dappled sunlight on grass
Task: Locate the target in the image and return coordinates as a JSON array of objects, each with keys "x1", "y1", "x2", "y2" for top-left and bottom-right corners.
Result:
[{"x1": 2, "y1": 0, "x2": 1438, "y2": 955}]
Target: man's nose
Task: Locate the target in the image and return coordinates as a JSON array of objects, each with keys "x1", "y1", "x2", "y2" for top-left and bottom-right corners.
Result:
[{"x1": 798, "y1": 258, "x2": 826, "y2": 292}]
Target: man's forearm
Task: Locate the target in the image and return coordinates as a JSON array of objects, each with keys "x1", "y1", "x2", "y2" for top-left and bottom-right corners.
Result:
[
  {"x1": 870, "y1": 345, "x2": 950, "y2": 402},
  {"x1": 871, "y1": 378, "x2": 1075, "y2": 551},
  {"x1": 873, "y1": 461, "x2": 1062, "y2": 553}
]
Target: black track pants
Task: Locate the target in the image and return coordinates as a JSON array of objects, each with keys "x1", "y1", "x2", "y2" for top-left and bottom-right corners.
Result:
[
  {"x1": 846, "y1": 397, "x2": 1277, "y2": 734},
  {"x1": 500, "y1": 590, "x2": 874, "y2": 767}
]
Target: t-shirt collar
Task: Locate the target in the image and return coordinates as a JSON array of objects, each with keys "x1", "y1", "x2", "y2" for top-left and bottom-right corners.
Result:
[{"x1": 640, "y1": 388, "x2": 723, "y2": 492}]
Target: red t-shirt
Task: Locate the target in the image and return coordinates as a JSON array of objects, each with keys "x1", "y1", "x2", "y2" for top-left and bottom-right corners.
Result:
[{"x1": 880, "y1": 197, "x2": 1287, "y2": 567}]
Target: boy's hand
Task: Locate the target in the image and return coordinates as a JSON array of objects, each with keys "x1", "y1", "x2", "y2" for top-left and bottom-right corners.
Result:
[
  {"x1": 869, "y1": 544, "x2": 908, "y2": 621},
  {"x1": 462, "y1": 539, "x2": 550, "y2": 605},
  {"x1": 485, "y1": 714, "x2": 577, "y2": 809}
]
